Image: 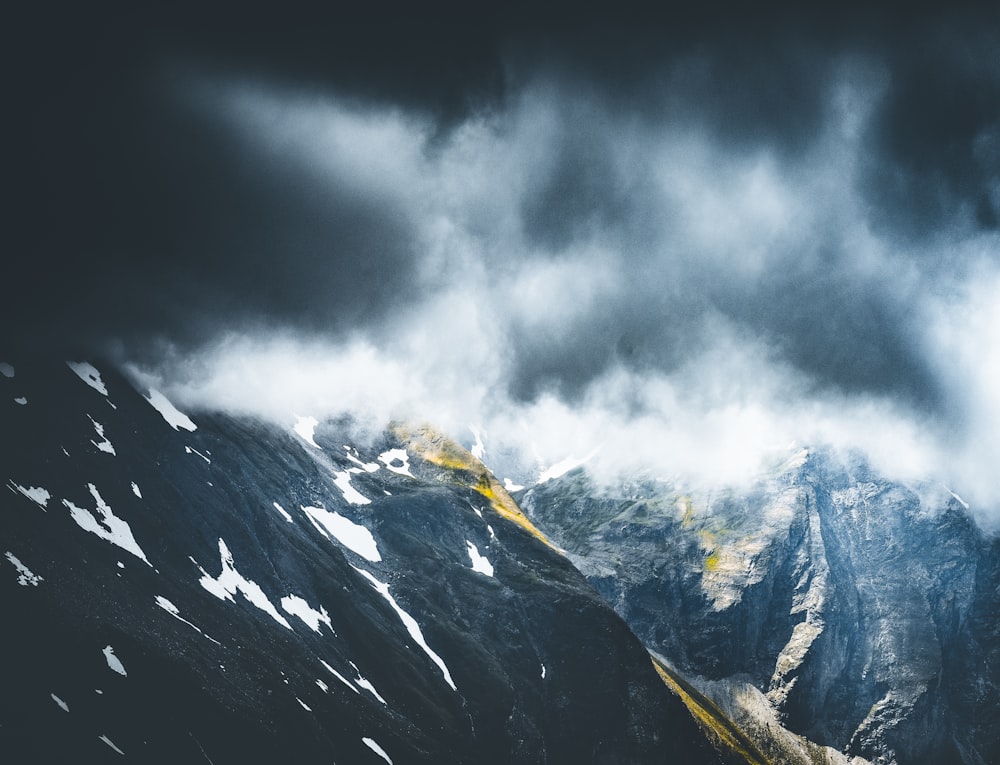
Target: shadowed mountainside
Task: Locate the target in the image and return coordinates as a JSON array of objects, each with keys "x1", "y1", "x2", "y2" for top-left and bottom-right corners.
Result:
[{"x1": 1, "y1": 358, "x2": 721, "y2": 764}]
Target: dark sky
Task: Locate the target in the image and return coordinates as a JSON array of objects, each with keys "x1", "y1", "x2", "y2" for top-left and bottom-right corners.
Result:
[{"x1": 7, "y1": 3, "x2": 1000, "y2": 501}]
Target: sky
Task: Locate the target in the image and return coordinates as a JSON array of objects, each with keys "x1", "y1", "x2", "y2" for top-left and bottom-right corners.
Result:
[{"x1": 7, "y1": 4, "x2": 1000, "y2": 517}]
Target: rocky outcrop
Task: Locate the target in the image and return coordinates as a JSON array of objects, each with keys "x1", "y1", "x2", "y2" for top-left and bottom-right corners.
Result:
[{"x1": 519, "y1": 450, "x2": 1000, "y2": 765}]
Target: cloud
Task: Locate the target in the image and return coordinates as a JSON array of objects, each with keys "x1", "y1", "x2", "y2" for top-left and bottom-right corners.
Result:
[
  {"x1": 114, "y1": 65, "x2": 1000, "y2": 522},
  {"x1": 11, "y1": 7, "x2": 1000, "y2": 521}
]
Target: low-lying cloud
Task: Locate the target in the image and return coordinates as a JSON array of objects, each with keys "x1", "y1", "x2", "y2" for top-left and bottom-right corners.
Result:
[
  {"x1": 117, "y1": 64, "x2": 1000, "y2": 525},
  {"x1": 10, "y1": 8, "x2": 1000, "y2": 523}
]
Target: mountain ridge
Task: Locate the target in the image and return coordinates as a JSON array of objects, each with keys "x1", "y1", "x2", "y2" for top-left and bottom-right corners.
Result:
[
  {"x1": 1, "y1": 357, "x2": 724, "y2": 763},
  {"x1": 517, "y1": 448, "x2": 1000, "y2": 764}
]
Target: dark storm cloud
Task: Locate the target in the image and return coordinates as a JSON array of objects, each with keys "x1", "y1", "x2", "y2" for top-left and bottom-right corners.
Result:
[
  {"x1": 717, "y1": 264, "x2": 937, "y2": 406},
  {"x1": 497, "y1": 7, "x2": 999, "y2": 415},
  {"x1": 491, "y1": 69, "x2": 946, "y2": 411},
  {"x1": 7, "y1": 1, "x2": 999, "y2": 432},
  {"x1": 7, "y1": 25, "x2": 430, "y2": 357},
  {"x1": 6, "y1": 2, "x2": 509, "y2": 357},
  {"x1": 504, "y1": 5, "x2": 1000, "y2": 246},
  {"x1": 859, "y1": 20, "x2": 1000, "y2": 235}
]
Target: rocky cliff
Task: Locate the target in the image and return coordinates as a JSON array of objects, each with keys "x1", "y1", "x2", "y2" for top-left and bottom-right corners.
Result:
[{"x1": 518, "y1": 450, "x2": 1000, "y2": 765}]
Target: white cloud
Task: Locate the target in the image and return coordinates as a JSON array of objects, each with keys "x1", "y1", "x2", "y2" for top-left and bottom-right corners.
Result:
[
  {"x1": 133, "y1": 68, "x2": 1000, "y2": 526},
  {"x1": 924, "y1": 258, "x2": 1000, "y2": 518}
]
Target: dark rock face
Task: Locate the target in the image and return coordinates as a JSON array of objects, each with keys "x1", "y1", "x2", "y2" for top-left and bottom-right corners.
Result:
[
  {"x1": 518, "y1": 451, "x2": 1000, "y2": 765},
  {"x1": 0, "y1": 359, "x2": 719, "y2": 764}
]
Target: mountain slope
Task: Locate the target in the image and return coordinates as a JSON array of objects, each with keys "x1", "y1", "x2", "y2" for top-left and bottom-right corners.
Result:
[
  {"x1": 517, "y1": 451, "x2": 1000, "y2": 765},
  {"x1": 1, "y1": 358, "x2": 721, "y2": 764}
]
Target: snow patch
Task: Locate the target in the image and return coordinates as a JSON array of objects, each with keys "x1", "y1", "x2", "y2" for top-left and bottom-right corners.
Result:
[
  {"x1": 51, "y1": 693, "x2": 68, "y2": 712},
  {"x1": 504, "y1": 477, "x2": 525, "y2": 492},
  {"x1": 352, "y1": 566, "x2": 457, "y2": 690},
  {"x1": 536, "y1": 448, "x2": 600, "y2": 484},
  {"x1": 345, "y1": 446, "x2": 380, "y2": 472},
  {"x1": 185, "y1": 445, "x2": 211, "y2": 463},
  {"x1": 88, "y1": 415, "x2": 116, "y2": 455},
  {"x1": 362, "y1": 737, "x2": 393, "y2": 764},
  {"x1": 470, "y1": 427, "x2": 486, "y2": 460},
  {"x1": 333, "y1": 469, "x2": 371, "y2": 505},
  {"x1": 350, "y1": 661, "x2": 388, "y2": 705},
  {"x1": 355, "y1": 676, "x2": 387, "y2": 705},
  {"x1": 947, "y1": 488, "x2": 970, "y2": 510},
  {"x1": 466, "y1": 541, "x2": 494, "y2": 577},
  {"x1": 0, "y1": 362, "x2": 13, "y2": 378},
  {"x1": 378, "y1": 448, "x2": 412, "y2": 477},
  {"x1": 67, "y1": 361, "x2": 108, "y2": 396},
  {"x1": 7, "y1": 481, "x2": 50, "y2": 509},
  {"x1": 99, "y1": 735, "x2": 124, "y2": 755},
  {"x1": 102, "y1": 645, "x2": 127, "y2": 676},
  {"x1": 320, "y1": 659, "x2": 360, "y2": 694},
  {"x1": 195, "y1": 539, "x2": 291, "y2": 629},
  {"x1": 5, "y1": 552, "x2": 43, "y2": 586},
  {"x1": 280, "y1": 594, "x2": 333, "y2": 633},
  {"x1": 155, "y1": 596, "x2": 220, "y2": 645},
  {"x1": 293, "y1": 415, "x2": 320, "y2": 448},
  {"x1": 144, "y1": 388, "x2": 197, "y2": 431},
  {"x1": 302, "y1": 505, "x2": 381, "y2": 562},
  {"x1": 63, "y1": 484, "x2": 151, "y2": 565},
  {"x1": 272, "y1": 501, "x2": 293, "y2": 523}
]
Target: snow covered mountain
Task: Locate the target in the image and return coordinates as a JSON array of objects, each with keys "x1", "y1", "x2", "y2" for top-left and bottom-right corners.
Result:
[
  {"x1": 518, "y1": 450, "x2": 1000, "y2": 765},
  {"x1": 1, "y1": 358, "x2": 722, "y2": 764}
]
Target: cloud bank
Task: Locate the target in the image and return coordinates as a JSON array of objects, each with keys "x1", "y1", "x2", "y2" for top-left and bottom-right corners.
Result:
[{"x1": 9, "y1": 6, "x2": 1000, "y2": 521}]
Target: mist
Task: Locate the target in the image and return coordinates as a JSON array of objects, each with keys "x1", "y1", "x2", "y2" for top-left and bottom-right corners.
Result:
[
  {"x1": 9, "y1": 6, "x2": 999, "y2": 523},
  {"x1": 119, "y1": 68, "x2": 1000, "y2": 523}
]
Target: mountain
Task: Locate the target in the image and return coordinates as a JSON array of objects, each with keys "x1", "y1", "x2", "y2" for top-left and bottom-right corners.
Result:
[
  {"x1": 0, "y1": 358, "x2": 721, "y2": 764},
  {"x1": 517, "y1": 449, "x2": 1000, "y2": 765}
]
